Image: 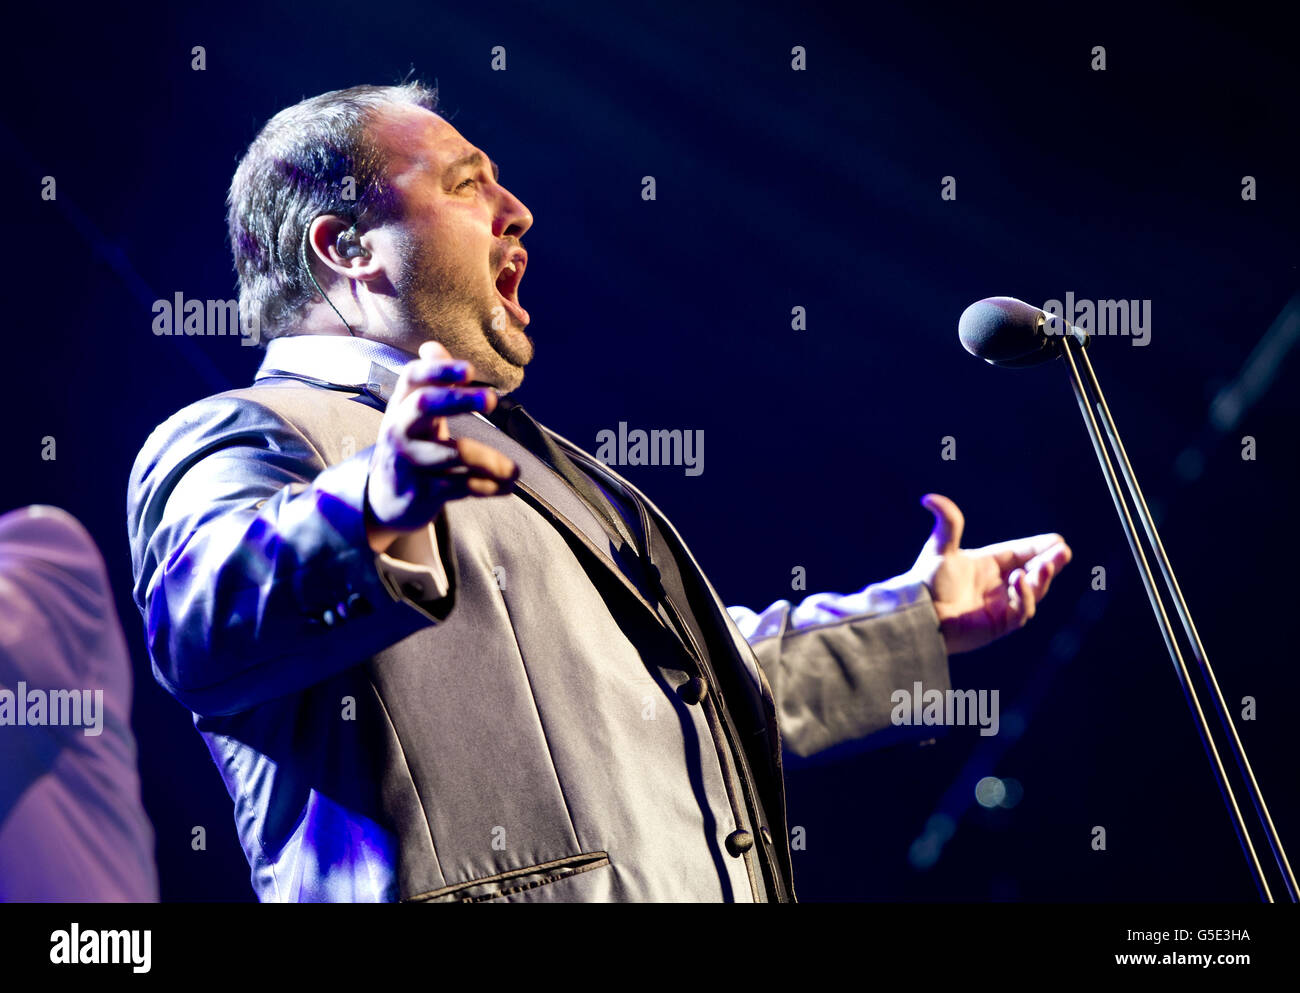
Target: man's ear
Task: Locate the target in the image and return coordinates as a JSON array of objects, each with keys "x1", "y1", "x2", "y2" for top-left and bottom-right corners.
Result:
[{"x1": 306, "y1": 214, "x2": 383, "y2": 282}]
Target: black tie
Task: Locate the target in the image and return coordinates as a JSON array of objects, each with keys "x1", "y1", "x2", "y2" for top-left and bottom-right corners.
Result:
[{"x1": 485, "y1": 395, "x2": 640, "y2": 555}]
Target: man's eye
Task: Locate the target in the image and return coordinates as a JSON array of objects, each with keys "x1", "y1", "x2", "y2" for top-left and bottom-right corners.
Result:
[{"x1": 455, "y1": 177, "x2": 477, "y2": 191}]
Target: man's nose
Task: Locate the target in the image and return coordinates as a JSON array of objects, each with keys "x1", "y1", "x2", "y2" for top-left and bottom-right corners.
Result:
[{"x1": 494, "y1": 186, "x2": 533, "y2": 240}]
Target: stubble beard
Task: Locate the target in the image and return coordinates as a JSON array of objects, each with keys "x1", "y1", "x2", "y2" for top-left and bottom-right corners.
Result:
[{"x1": 395, "y1": 233, "x2": 533, "y2": 391}]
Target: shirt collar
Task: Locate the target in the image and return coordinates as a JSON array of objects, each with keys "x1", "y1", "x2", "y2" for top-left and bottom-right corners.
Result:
[
  {"x1": 255, "y1": 334, "x2": 416, "y2": 391},
  {"x1": 254, "y1": 334, "x2": 506, "y2": 412}
]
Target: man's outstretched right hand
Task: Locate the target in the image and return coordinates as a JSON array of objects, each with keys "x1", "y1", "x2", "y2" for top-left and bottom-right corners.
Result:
[{"x1": 364, "y1": 341, "x2": 519, "y2": 552}]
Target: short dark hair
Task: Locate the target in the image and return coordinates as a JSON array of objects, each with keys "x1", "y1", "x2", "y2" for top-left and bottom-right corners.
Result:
[{"x1": 227, "y1": 82, "x2": 439, "y2": 342}]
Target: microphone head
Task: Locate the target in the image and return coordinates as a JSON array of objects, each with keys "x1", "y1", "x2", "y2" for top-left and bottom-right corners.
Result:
[{"x1": 958, "y1": 296, "x2": 1060, "y2": 368}]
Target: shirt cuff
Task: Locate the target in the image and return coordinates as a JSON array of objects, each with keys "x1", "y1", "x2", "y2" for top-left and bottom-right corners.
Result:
[{"x1": 373, "y1": 514, "x2": 454, "y2": 619}]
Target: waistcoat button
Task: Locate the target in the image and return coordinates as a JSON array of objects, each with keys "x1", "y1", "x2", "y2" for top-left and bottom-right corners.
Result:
[
  {"x1": 725, "y1": 829, "x2": 754, "y2": 857},
  {"x1": 677, "y1": 676, "x2": 708, "y2": 705}
]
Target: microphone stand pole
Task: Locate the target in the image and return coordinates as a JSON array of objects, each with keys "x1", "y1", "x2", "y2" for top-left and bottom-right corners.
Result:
[{"x1": 1058, "y1": 334, "x2": 1296, "y2": 902}]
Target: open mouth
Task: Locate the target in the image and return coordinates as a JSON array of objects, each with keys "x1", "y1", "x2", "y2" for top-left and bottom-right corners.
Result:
[{"x1": 494, "y1": 249, "x2": 530, "y2": 326}]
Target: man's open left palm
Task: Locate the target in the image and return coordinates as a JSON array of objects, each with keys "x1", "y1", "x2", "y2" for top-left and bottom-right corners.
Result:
[{"x1": 910, "y1": 493, "x2": 1072, "y2": 655}]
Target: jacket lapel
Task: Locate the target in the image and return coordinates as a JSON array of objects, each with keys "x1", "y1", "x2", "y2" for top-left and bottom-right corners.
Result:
[
  {"x1": 547, "y1": 426, "x2": 768, "y2": 682},
  {"x1": 543, "y1": 423, "x2": 781, "y2": 731},
  {"x1": 444, "y1": 412, "x2": 678, "y2": 644}
]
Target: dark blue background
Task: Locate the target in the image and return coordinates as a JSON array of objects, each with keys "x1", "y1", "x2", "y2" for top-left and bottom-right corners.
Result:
[{"x1": 3, "y1": 1, "x2": 1296, "y2": 900}]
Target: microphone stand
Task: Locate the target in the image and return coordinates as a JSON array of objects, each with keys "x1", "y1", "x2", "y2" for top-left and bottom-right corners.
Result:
[{"x1": 1058, "y1": 334, "x2": 1297, "y2": 902}]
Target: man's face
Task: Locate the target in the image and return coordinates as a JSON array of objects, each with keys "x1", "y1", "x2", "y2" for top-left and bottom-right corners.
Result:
[{"x1": 372, "y1": 104, "x2": 534, "y2": 391}]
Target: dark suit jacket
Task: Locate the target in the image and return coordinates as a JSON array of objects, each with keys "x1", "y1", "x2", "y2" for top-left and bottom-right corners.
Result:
[{"x1": 127, "y1": 369, "x2": 950, "y2": 901}]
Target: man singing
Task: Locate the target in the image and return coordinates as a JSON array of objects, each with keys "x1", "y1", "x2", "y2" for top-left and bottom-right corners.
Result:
[{"x1": 127, "y1": 83, "x2": 1071, "y2": 902}]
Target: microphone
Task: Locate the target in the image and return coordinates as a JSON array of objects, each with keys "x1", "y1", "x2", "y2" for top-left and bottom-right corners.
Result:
[
  {"x1": 953, "y1": 292, "x2": 1298, "y2": 902},
  {"x1": 958, "y1": 296, "x2": 1089, "y2": 368}
]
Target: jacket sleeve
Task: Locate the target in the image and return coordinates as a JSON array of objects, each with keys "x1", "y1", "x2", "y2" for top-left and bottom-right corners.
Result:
[
  {"x1": 127, "y1": 394, "x2": 456, "y2": 719},
  {"x1": 727, "y1": 572, "x2": 951, "y2": 759}
]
